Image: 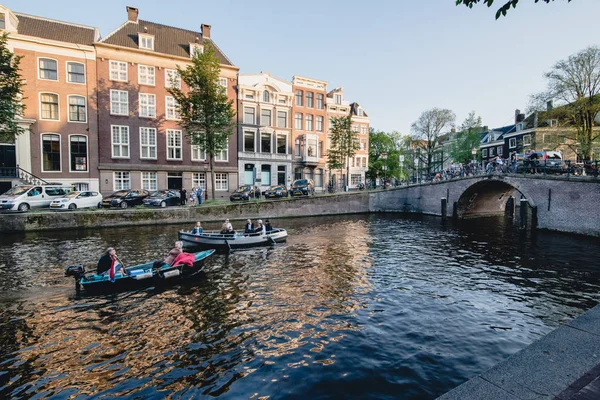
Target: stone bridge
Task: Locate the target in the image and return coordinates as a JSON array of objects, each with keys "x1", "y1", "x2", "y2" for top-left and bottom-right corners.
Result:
[{"x1": 368, "y1": 174, "x2": 600, "y2": 236}]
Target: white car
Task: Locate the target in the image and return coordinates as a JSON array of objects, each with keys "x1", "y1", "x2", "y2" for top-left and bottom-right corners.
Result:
[{"x1": 50, "y1": 191, "x2": 103, "y2": 210}]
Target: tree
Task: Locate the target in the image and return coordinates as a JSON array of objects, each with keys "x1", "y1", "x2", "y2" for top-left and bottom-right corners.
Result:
[
  {"x1": 450, "y1": 111, "x2": 483, "y2": 165},
  {"x1": 529, "y1": 46, "x2": 600, "y2": 161},
  {"x1": 411, "y1": 108, "x2": 456, "y2": 177},
  {"x1": 0, "y1": 32, "x2": 26, "y2": 143},
  {"x1": 456, "y1": 0, "x2": 572, "y2": 20},
  {"x1": 327, "y1": 115, "x2": 360, "y2": 188},
  {"x1": 168, "y1": 44, "x2": 236, "y2": 200},
  {"x1": 368, "y1": 129, "x2": 407, "y2": 183}
]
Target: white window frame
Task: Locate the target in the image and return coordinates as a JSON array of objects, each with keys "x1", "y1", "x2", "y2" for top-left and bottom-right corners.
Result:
[
  {"x1": 110, "y1": 90, "x2": 129, "y2": 116},
  {"x1": 68, "y1": 134, "x2": 88, "y2": 173},
  {"x1": 165, "y1": 69, "x2": 181, "y2": 89},
  {"x1": 482, "y1": 148, "x2": 488, "y2": 158},
  {"x1": 66, "y1": 61, "x2": 85, "y2": 84},
  {"x1": 334, "y1": 94, "x2": 342, "y2": 105},
  {"x1": 39, "y1": 92, "x2": 60, "y2": 121},
  {"x1": 109, "y1": 60, "x2": 128, "y2": 82},
  {"x1": 190, "y1": 43, "x2": 204, "y2": 57},
  {"x1": 244, "y1": 130, "x2": 255, "y2": 152},
  {"x1": 138, "y1": 65, "x2": 156, "y2": 86},
  {"x1": 261, "y1": 131, "x2": 272, "y2": 153},
  {"x1": 38, "y1": 57, "x2": 58, "y2": 81},
  {"x1": 114, "y1": 171, "x2": 131, "y2": 191},
  {"x1": 67, "y1": 95, "x2": 87, "y2": 123},
  {"x1": 490, "y1": 147, "x2": 495, "y2": 156},
  {"x1": 192, "y1": 172, "x2": 206, "y2": 189},
  {"x1": 166, "y1": 129, "x2": 183, "y2": 160},
  {"x1": 111, "y1": 125, "x2": 130, "y2": 159},
  {"x1": 138, "y1": 34, "x2": 155, "y2": 51},
  {"x1": 139, "y1": 93, "x2": 156, "y2": 118},
  {"x1": 523, "y1": 135, "x2": 531, "y2": 146},
  {"x1": 141, "y1": 172, "x2": 158, "y2": 191},
  {"x1": 41, "y1": 133, "x2": 61, "y2": 173},
  {"x1": 509, "y1": 138, "x2": 516, "y2": 149},
  {"x1": 215, "y1": 139, "x2": 229, "y2": 162},
  {"x1": 166, "y1": 96, "x2": 180, "y2": 120},
  {"x1": 215, "y1": 173, "x2": 228, "y2": 191},
  {"x1": 277, "y1": 111, "x2": 287, "y2": 128},
  {"x1": 306, "y1": 114, "x2": 314, "y2": 131},
  {"x1": 260, "y1": 109, "x2": 272, "y2": 127},
  {"x1": 220, "y1": 78, "x2": 228, "y2": 91},
  {"x1": 243, "y1": 107, "x2": 256, "y2": 125},
  {"x1": 140, "y1": 127, "x2": 157, "y2": 159},
  {"x1": 191, "y1": 145, "x2": 206, "y2": 161},
  {"x1": 316, "y1": 93, "x2": 324, "y2": 109},
  {"x1": 316, "y1": 116, "x2": 323, "y2": 132},
  {"x1": 497, "y1": 146, "x2": 503, "y2": 156},
  {"x1": 295, "y1": 113, "x2": 303, "y2": 130},
  {"x1": 276, "y1": 133, "x2": 288, "y2": 155}
]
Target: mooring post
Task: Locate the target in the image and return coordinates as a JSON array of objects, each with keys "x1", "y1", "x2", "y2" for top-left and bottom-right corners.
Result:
[
  {"x1": 452, "y1": 201, "x2": 458, "y2": 219},
  {"x1": 506, "y1": 196, "x2": 515, "y2": 218},
  {"x1": 520, "y1": 199, "x2": 528, "y2": 230},
  {"x1": 441, "y1": 197, "x2": 447, "y2": 220}
]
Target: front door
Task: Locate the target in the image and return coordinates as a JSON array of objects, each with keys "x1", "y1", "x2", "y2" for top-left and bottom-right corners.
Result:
[
  {"x1": 0, "y1": 145, "x2": 16, "y2": 169},
  {"x1": 168, "y1": 173, "x2": 183, "y2": 190}
]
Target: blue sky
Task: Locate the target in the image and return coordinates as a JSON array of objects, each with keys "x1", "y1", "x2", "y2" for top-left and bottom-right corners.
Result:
[{"x1": 6, "y1": 0, "x2": 600, "y2": 135}]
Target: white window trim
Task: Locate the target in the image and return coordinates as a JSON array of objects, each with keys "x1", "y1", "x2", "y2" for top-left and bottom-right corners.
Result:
[
  {"x1": 39, "y1": 92, "x2": 60, "y2": 121},
  {"x1": 276, "y1": 132, "x2": 288, "y2": 155},
  {"x1": 38, "y1": 57, "x2": 58, "y2": 81},
  {"x1": 243, "y1": 106, "x2": 256, "y2": 125},
  {"x1": 509, "y1": 138, "x2": 516, "y2": 149},
  {"x1": 482, "y1": 148, "x2": 488, "y2": 158},
  {"x1": 141, "y1": 172, "x2": 158, "y2": 191},
  {"x1": 243, "y1": 130, "x2": 256, "y2": 153},
  {"x1": 166, "y1": 129, "x2": 183, "y2": 161},
  {"x1": 165, "y1": 96, "x2": 180, "y2": 120},
  {"x1": 138, "y1": 33, "x2": 155, "y2": 51},
  {"x1": 165, "y1": 69, "x2": 181, "y2": 89},
  {"x1": 190, "y1": 43, "x2": 204, "y2": 58},
  {"x1": 40, "y1": 133, "x2": 62, "y2": 173},
  {"x1": 215, "y1": 172, "x2": 228, "y2": 191},
  {"x1": 276, "y1": 110, "x2": 288, "y2": 128},
  {"x1": 523, "y1": 134, "x2": 532, "y2": 146},
  {"x1": 260, "y1": 131, "x2": 272, "y2": 154},
  {"x1": 139, "y1": 93, "x2": 156, "y2": 118},
  {"x1": 111, "y1": 125, "x2": 130, "y2": 159},
  {"x1": 68, "y1": 134, "x2": 88, "y2": 173},
  {"x1": 109, "y1": 60, "x2": 128, "y2": 82},
  {"x1": 215, "y1": 139, "x2": 229, "y2": 162},
  {"x1": 138, "y1": 64, "x2": 156, "y2": 86},
  {"x1": 220, "y1": 78, "x2": 228, "y2": 91},
  {"x1": 66, "y1": 61, "x2": 86, "y2": 84},
  {"x1": 110, "y1": 89, "x2": 129, "y2": 116},
  {"x1": 139, "y1": 127, "x2": 157, "y2": 160},
  {"x1": 260, "y1": 108, "x2": 273, "y2": 127},
  {"x1": 497, "y1": 146, "x2": 503, "y2": 156},
  {"x1": 191, "y1": 145, "x2": 206, "y2": 162},
  {"x1": 113, "y1": 171, "x2": 131, "y2": 191},
  {"x1": 67, "y1": 94, "x2": 87, "y2": 123}
]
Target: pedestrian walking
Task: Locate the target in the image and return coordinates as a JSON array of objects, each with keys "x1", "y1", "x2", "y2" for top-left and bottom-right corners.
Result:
[
  {"x1": 197, "y1": 186, "x2": 203, "y2": 205},
  {"x1": 180, "y1": 187, "x2": 187, "y2": 206}
]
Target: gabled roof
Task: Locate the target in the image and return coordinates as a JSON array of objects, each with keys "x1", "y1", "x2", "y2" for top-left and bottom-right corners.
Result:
[
  {"x1": 100, "y1": 20, "x2": 233, "y2": 66},
  {"x1": 350, "y1": 102, "x2": 368, "y2": 118},
  {"x1": 15, "y1": 12, "x2": 98, "y2": 45},
  {"x1": 480, "y1": 124, "x2": 516, "y2": 144}
]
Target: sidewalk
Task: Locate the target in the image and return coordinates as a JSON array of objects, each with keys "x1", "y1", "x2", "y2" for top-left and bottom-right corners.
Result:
[{"x1": 438, "y1": 304, "x2": 600, "y2": 400}]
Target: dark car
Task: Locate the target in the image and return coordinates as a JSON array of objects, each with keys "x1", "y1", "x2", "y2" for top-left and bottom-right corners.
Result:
[
  {"x1": 289, "y1": 179, "x2": 315, "y2": 197},
  {"x1": 230, "y1": 185, "x2": 258, "y2": 201},
  {"x1": 102, "y1": 189, "x2": 149, "y2": 209},
  {"x1": 143, "y1": 190, "x2": 180, "y2": 208},
  {"x1": 264, "y1": 185, "x2": 288, "y2": 199},
  {"x1": 516, "y1": 151, "x2": 565, "y2": 174}
]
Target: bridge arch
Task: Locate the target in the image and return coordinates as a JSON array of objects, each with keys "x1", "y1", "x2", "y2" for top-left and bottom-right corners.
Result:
[{"x1": 455, "y1": 177, "x2": 535, "y2": 218}]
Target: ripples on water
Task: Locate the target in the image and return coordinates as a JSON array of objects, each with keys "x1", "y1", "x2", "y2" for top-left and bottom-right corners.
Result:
[{"x1": 1, "y1": 214, "x2": 599, "y2": 399}]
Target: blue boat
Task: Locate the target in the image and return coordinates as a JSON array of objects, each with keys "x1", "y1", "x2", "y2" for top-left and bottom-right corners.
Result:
[{"x1": 65, "y1": 249, "x2": 215, "y2": 294}]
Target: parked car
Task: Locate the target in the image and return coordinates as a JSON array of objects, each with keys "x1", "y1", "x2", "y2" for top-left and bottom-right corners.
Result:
[
  {"x1": 230, "y1": 185, "x2": 258, "y2": 201},
  {"x1": 289, "y1": 179, "x2": 315, "y2": 197},
  {"x1": 102, "y1": 189, "x2": 149, "y2": 209},
  {"x1": 264, "y1": 185, "x2": 288, "y2": 199},
  {"x1": 516, "y1": 151, "x2": 565, "y2": 174},
  {"x1": 143, "y1": 190, "x2": 180, "y2": 208},
  {"x1": 50, "y1": 191, "x2": 103, "y2": 210},
  {"x1": 0, "y1": 184, "x2": 74, "y2": 212}
]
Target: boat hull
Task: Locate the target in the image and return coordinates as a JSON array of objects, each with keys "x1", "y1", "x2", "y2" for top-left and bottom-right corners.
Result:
[{"x1": 179, "y1": 228, "x2": 288, "y2": 250}]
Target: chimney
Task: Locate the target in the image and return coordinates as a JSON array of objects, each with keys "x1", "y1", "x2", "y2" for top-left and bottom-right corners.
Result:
[
  {"x1": 126, "y1": 6, "x2": 138, "y2": 22},
  {"x1": 546, "y1": 100, "x2": 553, "y2": 111},
  {"x1": 483, "y1": 125, "x2": 488, "y2": 132},
  {"x1": 514, "y1": 109, "x2": 521, "y2": 124},
  {"x1": 201, "y1": 24, "x2": 211, "y2": 39}
]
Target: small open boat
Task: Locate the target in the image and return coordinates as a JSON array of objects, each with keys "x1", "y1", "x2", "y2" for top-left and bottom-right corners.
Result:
[
  {"x1": 178, "y1": 228, "x2": 288, "y2": 251},
  {"x1": 65, "y1": 249, "x2": 215, "y2": 294}
]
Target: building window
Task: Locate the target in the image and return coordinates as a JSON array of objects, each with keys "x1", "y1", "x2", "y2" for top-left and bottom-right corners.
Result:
[
  {"x1": 261, "y1": 132, "x2": 271, "y2": 153},
  {"x1": 139, "y1": 34, "x2": 154, "y2": 51},
  {"x1": 306, "y1": 115, "x2": 314, "y2": 131},
  {"x1": 0, "y1": 13, "x2": 5, "y2": 30},
  {"x1": 319, "y1": 141, "x2": 324, "y2": 157},
  {"x1": 110, "y1": 60, "x2": 128, "y2": 82},
  {"x1": 139, "y1": 93, "x2": 156, "y2": 118},
  {"x1": 263, "y1": 90, "x2": 270, "y2": 102},
  {"x1": 167, "y1": 129, "x2": 183, "y2": 160},
  {"x1": 497, "y1": 146, "x2": 503, "y2": 156},
  {"x1": 360, "y1": 139, "x2": 367, "y2": 151},
  {"x1": 295, "y1": 90, "x2": 303, "y2": 106},
  {"x1": 261, "y1": 109, "x2": 272, "y2": 126},
  {"x1": 295, "y1": 138, "x2": 300, "y2": 156},
  {"x1": 138, "y1": 65, "x2": 155, "y2": 85},
  {"x1": 244, "y1": 131, "x2": 255, "y2": 152},
  {"x1": 306, "y1": 92, "x2": 314, "y2": 108},
  {"x1": 334, "y1": 94, "x2": 342, "y2": 105},
  {"x1": 166, "y1": 96, "x2": 180, "y2": 120},
  {"x1": 316, "y1": 93, "x2": 324, "y2": 109},
  {"x1": 110, "y1": 90, "x2": 128, "y2": 116},
  {"x1": 111, "y1": 125, "x2": 130, "y2": 158},
  {"x1": 140, "y1": 127, "x2": 157, "y2": 159},
  {"x1": 141, "y1": 172, "x2": 157, "y2": 191},
  {"x1": 295, "y1": 113, "x2": 303, "y2": 130},
  {"x1": 361, "y1": 126, "x2": 368, "y2": 135},
  {"x1": 244, "y1": 107, "x2": 255, "y2": 124},
  {"x1": 215, "y1": 139, "x2": 228, "y2": 161},
  {"x1": 316, "y1": 116, "x2": 323, "y2": 132},
  {"x1": 277, "y1": 111, "x2": 287, "y2": 128},
  {"x1": 190, "y1": 43, "x2": 204, "y2": 57},
  {"x1": 523, "y1": 135, "x2": 531, "y2": 146},
  {"x1": 278, "y1": 96, "x2": 287, "y2": 104},
  {"x1": 277, "y1": 133, "x2": 287, "y2": 154},
  {"x1": 114, "y1": 172, "x2": 131, "y2": 190},
  {"x1": 215, "y1": 173, "x2": 228, "y2": 191},
  {"x1": 73, "y1": 183, "x2": 89, "y2": 191},
  {"x1": 39, "y1": 58, "x2": 57, "y2": 80},
  {"x1": 68, "y1": 95, "x2": 86, "y2": 122},
  {"x1": 482, "y1": 148, "x2": 488, "y2": 158},
  {"x1": 362, "y1": 157, "x2": 367, "y2": 168},
  {"x1": 262, "y1": 165, "x2": 271, "y2": 186},
  {"x1": 42, "y1": 134, "x2": 61, "y2": 172},
  {"x1": 490, "y1": 147, "x2": 495, "y2": 156},
  {"x1": 40, "y1": 93, "x2": 59, "y2": 120},
  {"x1": 192, "y1": 172, "x2": 206, "y2": 189},
  {"x1": 67, "y1": 62, "x2": 85, "y2": 83},
  {"x1": 191, "y1": 145, "x2": 206, "y2": 161},
  {"x1": 165, "y1": 69, "x2": 181, "y2": 89},
  {"x1": 245, "y1": 91, "x2": 254, "y2": 100},
  {"x1": 352, "y1": 125, "x2": 359, "y2": 133},
  {"x1": 70, "y1": 135, "x2": 88, "y2": 172}
]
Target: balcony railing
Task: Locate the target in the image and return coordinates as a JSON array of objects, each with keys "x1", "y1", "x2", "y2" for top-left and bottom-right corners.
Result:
[{"x1": 0, "y1": 166, "x2": 49, "y2": 186}]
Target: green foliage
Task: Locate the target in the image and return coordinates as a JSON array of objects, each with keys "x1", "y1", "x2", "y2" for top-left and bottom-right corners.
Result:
[
  {"x1": 368, "y1": 129, "x2": 409, "y2": 181},
  {"x1": 450, "y1": 111, "x2": 483, "y2": 164},
  {"x1": 411, "y1": 108, "x2": 455, "y2": 175},
  {"x1": 327, "y1": 115, "x2": 360, "y2": 186},
  {"x1": 167, "y1": 44, "x2": 235, "y2": 199},
  {"x1": 0, "y1": 33, "x2": 25, "y2": 142},
  {"x1": 456, "y1": 0, "x2": 571, "y2": 19}
]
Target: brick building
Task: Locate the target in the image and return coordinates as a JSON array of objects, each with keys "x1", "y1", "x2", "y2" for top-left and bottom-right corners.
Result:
[
  {"x1": 95, "y1": 6, "x2": 239, "y2": 196},
  {"x1": 349, "y1": 102, "x2": 370, "y2": 187}
]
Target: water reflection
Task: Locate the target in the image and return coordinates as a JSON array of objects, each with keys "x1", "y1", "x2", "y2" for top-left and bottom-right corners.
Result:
[{"x1": 0, "y1": 214, "x2": 599, "y2": 399}]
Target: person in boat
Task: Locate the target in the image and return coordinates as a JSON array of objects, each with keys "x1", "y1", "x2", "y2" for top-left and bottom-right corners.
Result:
[
  {"x1": 191, "y1": 221, "x2": 203, "y2": 235},
  {"x1": 154, "y1": 241, "x2": 183, "y2": 268},
  {"x1": 244, "y1": 219, "x2": 254, "y2": 234},
  {"x1": 97, "y1": 247, "x2": 125, "y2": 276},
  {"x1": 220, "y1": 218, "x2": 234, "y2": 234},
  {"x1": 254, "y1": 219, "x2": 266, "y2": 235},
  {"x1": 264, "y1": 219, "x2": 273, "y2": 233}
]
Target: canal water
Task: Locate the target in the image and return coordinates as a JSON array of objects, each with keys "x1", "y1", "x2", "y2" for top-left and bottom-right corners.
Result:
[{"x1": 1, "y1": 214, "x2": 600, "y2": 399}]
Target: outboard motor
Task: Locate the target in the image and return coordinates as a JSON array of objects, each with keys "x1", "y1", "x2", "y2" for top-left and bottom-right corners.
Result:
[{"x1": 65, "y1": 265, "x2": 86, "y2": 293}]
